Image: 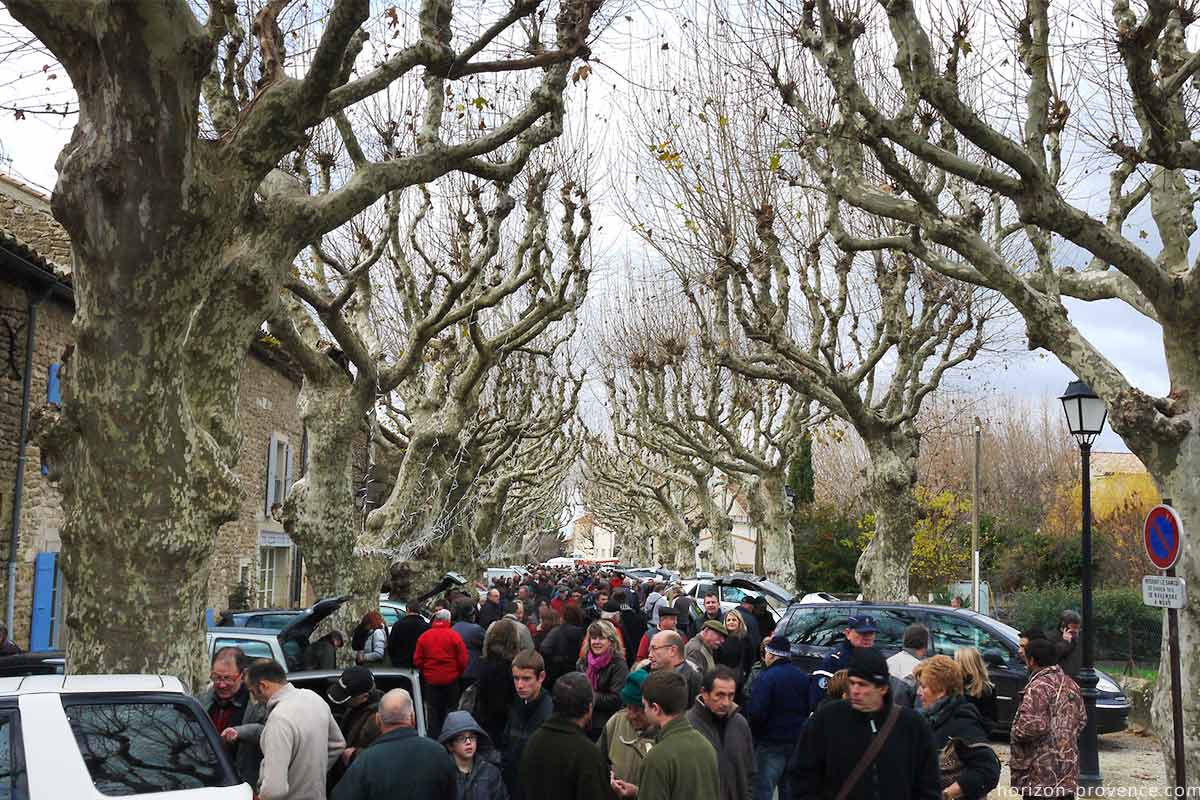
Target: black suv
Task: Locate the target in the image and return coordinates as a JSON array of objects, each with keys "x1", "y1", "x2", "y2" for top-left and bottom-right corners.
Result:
[{"x1": 776, "y1": 601, "x2": 1130, "y2": 735}]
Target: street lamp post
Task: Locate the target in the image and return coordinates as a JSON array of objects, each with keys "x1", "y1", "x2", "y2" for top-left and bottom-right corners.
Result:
[{"x1": 1059, "y1": 379, "x2": 1107, "y2": 790}]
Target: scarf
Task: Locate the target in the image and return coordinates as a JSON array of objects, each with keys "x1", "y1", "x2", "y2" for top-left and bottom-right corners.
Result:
[
  {"x1": 920, "y1": 693, "x2": 957, "y2": 728},
  {"x1": 586, "y1": 647, "x2": 614, "y2": 690}
]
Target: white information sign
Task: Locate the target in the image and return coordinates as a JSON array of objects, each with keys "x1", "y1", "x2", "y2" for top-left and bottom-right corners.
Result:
[{"x1": 1142, "y1": 575, "x2": 1187, "y2": 609}]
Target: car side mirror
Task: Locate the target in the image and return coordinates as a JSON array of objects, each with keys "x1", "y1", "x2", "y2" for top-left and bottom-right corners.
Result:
[{"x1": 982, "y1": 649, "x2": 1007, "y2": 668}]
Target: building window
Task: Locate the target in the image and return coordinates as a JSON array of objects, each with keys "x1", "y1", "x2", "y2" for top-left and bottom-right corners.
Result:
[
  {"x1": 256, "y1": 546, "x2": 292, "y2": 607},
  {"x1": 263, "y1": 433, "x2": 293, "y2": 520}
]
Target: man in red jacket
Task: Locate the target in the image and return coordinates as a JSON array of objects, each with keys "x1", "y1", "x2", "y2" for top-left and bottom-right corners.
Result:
[{"x1": 413, "y1": 608, "x2": 468, "y2": 738}]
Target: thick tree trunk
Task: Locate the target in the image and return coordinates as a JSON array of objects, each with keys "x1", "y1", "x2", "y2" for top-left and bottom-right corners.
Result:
[
  {"x1": 856, "y1": 430, "x2": 920, "y2": 602},
  {"x1": 697, "y1": 474, "x2": 737, "y2": 573},
  {"x1": 279, "y1": 374, "x2": 376, "y2": 651},
  {"x1": 23, "y1": 13, "x2": 277, "y2": 687},
  {"x1": 749, "y1": 472, "x2": 797, "y2": 592},
  {"x1": 1143, "y1": 414, "x2": 1200, "y2": 785}
]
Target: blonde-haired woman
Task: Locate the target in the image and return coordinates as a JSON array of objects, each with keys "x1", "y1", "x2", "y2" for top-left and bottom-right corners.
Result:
[
  {"x1": 913, "y1": 655, "x2": 1000, "y2": 800},
  {"x1": 576, "y1": 620, "x2": 629, "y2": 740},
  {"x1": 717, "y1": 609, "x2": 754, "y2": 698},
  {"x1": 955, "y1": 647, "x2": 998, "y2": 728}
]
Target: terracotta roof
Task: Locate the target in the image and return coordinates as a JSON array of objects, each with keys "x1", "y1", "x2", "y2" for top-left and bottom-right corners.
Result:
[
  {"x1": 0, "y1": 174, "x2": 72, "y2": 277},
  {"x1": 1091, "y1": 451, "x2": 1146, "y2": 477}
]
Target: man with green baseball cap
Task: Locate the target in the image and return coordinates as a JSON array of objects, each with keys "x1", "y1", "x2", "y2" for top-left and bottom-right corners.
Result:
[{"x1": 598, "y1": 669, "x2": 657, "y2": 784}]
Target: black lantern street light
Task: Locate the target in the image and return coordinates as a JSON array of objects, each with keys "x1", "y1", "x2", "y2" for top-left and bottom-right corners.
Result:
[{"x1": 1059, "y1": 379, "x2": 1107, "y2": 788}]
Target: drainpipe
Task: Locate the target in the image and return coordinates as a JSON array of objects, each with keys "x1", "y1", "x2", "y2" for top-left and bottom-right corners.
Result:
[{"x1": 6, "y1": 286, "x2": 52, "y2": 633}]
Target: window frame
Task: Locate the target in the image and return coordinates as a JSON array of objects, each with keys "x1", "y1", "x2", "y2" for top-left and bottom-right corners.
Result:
[
  {"x1": 0, "y1": 703, "x2": 29, "y2": 800},
  {"x1": 60, "y1": 693, "x2": 240, "y2": 796},
  {"x1": 211, "y1": 637, "x2": 278, "y2": 663},
  {"x1": 782, "y1": 605, "x2": 857, "y2": 648},
  {"x1": 925, "y1": 612, "x2": 1016, "y2": 663}
]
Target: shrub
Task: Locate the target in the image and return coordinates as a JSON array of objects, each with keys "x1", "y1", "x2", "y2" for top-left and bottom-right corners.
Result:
[
  {"x1": 1005, "y1": 585, "x2": 1162, "y2": 663},
  {"x1": 792, "y1": 504, "x2": 863, "y2": 594}
]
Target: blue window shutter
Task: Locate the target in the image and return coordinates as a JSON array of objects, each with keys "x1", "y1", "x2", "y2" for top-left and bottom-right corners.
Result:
[
  {"x1": 283, "y1": 443, "x2": 293, "y2": 502},
  {"x1": 30, "y1": 552, "x2": 57, "y2": 651},
  {"x1": 265, "y1": 434, "x2": 279, "y2": 517},
  {"x1": 47, "y1": 363, "x2": 61, "y2": 407}
]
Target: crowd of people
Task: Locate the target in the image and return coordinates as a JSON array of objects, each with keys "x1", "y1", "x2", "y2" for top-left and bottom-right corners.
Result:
[{"x1": 197, "y1": 565, "x2": 1093, "y2": 800}]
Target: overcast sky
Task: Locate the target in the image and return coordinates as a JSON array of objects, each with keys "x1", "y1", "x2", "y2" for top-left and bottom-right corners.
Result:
[{"x1": 0, "y1": 6, "x2": 1173, "y2": 455}]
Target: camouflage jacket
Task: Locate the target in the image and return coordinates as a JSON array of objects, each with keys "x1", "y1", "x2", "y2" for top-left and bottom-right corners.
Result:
[{"x1": 1009, "y1": 665, "x2": 1086, "y2": 797}]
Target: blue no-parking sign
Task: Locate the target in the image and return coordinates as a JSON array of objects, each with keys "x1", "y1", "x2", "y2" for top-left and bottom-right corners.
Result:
[{"x1": 1144, "y1": 504, "x2": 1184, "y2": 571}]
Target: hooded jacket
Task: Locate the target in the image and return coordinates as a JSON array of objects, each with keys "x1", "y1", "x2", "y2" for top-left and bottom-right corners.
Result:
[
  {"x1": 790, "y1": 696, "x2": 940, "y2": 800},
  {"x1": 1009, "y1": 665, "x2": 1087, "y2": 797},
  {"x1": 414, "y1": 619, "x2": 469, "y2": 686},
  {"x1": 920, "y1": 694, "x2": 1001, "y2": 800},
  {"x1": 687, "y1": 700, "x2": 756, "y2": 800},
  {"x1": 438, "y1": 711, "x2": 510, "y2": 800}
]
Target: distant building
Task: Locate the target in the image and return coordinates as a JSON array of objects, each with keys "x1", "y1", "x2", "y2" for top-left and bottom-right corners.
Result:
[
  {"x1": 700, "y1": 479, "x2": 759, "y2": 571},
  {"x1": 565, "y1": 512, "x2": 615, "y2": 560},
  {"x1": 0, "y1": 174, "x2": 312, "y2": 649}
]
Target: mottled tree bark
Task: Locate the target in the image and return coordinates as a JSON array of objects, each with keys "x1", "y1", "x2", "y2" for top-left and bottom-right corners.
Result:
[
  {"x1": 748, "y1": 471, "x2": 797, "y2": 591},
  {"x1": 856, "y1": 431, "x2": 920, "y2": 602}
]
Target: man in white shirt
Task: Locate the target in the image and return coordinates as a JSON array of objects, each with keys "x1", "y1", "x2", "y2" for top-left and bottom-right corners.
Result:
[
  {"x1": 886, "y1": 623, "x2": 930, "y2": 682},
  {"x1": 247, "y1": 659, "x2": 346, "y2": 800}
]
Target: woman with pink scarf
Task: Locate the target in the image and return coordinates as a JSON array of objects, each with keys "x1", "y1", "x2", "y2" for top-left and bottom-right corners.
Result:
[{"x1": 576, "y1": 620, "x2": 629, "y2": 740}]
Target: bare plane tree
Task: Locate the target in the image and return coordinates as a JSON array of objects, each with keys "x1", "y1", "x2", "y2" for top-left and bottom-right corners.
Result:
[
  {"x1": 272, "y1": 169, "x2": 590, "y2": 622},
  {"x1": 776, "y1": 0, "x2": 1200, "y2": 772},
  {"x1": 618, "y1": 34, "x2": 994, "y2": 600},
  {"x1": 12, "y1": 0, "x2": 602, "y2": 682}
]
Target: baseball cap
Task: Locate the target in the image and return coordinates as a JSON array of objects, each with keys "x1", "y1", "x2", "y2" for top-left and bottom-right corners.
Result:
[
  {"x1": 702, "y1": 620, "x2": 729, "y2": 637},
  {"x1": 847, "y1": 647, "x2": 890, "y2": 686},
  {"x1": 847, "y1": 615, "x2": 878, "y2": 633},
  {"x1": 328, "y1": 666, "x2": 375, "y2": 704},
  {"x1": 621, "y1": 669, "x2": 650, "y2": 706}
]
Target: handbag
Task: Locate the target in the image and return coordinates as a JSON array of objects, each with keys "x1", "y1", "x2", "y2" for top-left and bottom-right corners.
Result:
[
  {"x1": 939, "y1": 737, "x2": 1001, "y2": 796},
  {"x1": 458, "y1": 682, "x2": 479, "y2": 715},
  {"x1": 938, "y1": 739, "x2": 964, "y2": 789},
  {"x1": 833, "y1": 703, "x2": 901, "y2": 800}
]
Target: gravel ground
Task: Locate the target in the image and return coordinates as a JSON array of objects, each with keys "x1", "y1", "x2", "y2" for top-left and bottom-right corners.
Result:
[{"x1": 989, "y1": 729, "x2": 1169, "y2": 798}]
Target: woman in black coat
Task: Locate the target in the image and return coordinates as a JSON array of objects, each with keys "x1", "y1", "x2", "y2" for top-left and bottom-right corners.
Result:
[
  {"x1": 575, "y1": 621, "x2": 629, "y2": 740},
  {"x1": 716, "y1": 610, "x2": 754, "y2": 700},
  {"x1": 955, "y1": 647, "x2": 999, "y2": 730},
  {"x1": 914, "y1": 656, "x2": 1001, "y2": 800},
  {"x1": 539, "y1": 604, "x2": 585, "y2": 688},
  {"x1": 475, "y1": 619, "x2": 521, "y2": 744}
]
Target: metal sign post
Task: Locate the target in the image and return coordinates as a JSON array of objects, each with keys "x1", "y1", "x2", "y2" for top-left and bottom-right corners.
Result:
[{"x1": 1144, "y1": 501, "x2": 1186, "y2": 794}]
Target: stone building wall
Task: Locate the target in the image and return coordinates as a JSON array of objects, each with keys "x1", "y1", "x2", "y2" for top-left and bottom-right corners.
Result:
[
  {"x1": 209, "y1": 346, "x2": 305, "y2": 613},
  {"x1": 0, "y1": 282, "x2": 73, "y2": 649},
  {"x1": 0, "y1": 174, "x2": 314, "y2": 648}
]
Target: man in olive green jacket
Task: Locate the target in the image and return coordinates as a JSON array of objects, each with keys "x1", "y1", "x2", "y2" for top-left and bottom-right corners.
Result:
[
  {"x1": 612, "y1": 670, "x2": 719, "y2": 800},
  {"x1": 599, "y1": 670, "x2": 657, "y2": 784}
]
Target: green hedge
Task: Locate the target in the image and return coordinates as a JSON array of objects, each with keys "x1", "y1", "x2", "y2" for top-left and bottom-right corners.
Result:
[{"x1": 1003, "y1": 585, "x2": 1162, "y2": 663}]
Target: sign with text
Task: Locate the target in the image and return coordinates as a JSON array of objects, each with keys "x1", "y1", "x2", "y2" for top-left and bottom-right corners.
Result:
[
  {"x1": 1142, "y1": 575, "x2": 1187, "y2": 609},
  {"x1": 1144, "y1": 505, "x2": 1184, "y2": 570}
]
